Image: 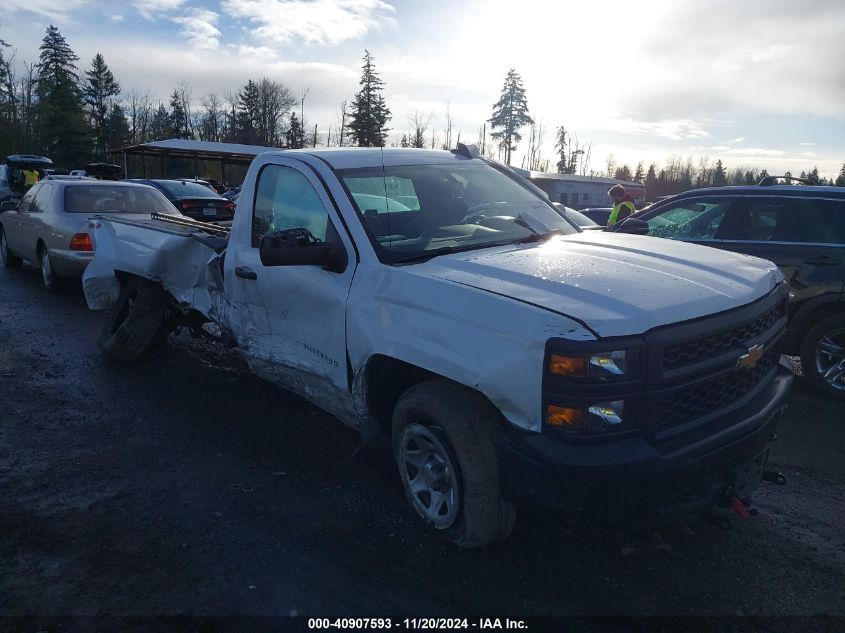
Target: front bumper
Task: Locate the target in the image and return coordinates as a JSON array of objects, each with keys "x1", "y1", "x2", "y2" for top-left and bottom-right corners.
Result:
[{"x1": 498, "y1": 360, "x2": 792, "y2": 521}]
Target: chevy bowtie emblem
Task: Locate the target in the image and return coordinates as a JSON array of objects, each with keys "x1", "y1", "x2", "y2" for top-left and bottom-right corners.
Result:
[{"x1": 737, "y1": 344, "x2": 765, "y2": 369}]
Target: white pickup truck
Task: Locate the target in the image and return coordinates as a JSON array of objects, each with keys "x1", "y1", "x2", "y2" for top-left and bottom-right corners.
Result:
[{"x1": 84, "y1": 146, "x2": 792, "y2": 547}]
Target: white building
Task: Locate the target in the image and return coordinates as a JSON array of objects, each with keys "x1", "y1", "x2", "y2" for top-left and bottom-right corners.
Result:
[{"x1": 512, "y1": 168, "x2": 647, "y2": 209}]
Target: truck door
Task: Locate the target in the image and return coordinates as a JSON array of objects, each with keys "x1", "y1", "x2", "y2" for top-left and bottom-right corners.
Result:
[{"x1": 224, "y1": 159, "x2": 357, "y2": 404}]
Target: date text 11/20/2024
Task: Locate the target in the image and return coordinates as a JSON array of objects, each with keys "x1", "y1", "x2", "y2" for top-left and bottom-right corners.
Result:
[{"x1": 307, "y1": 619, "x2": 528, "y2": 630}]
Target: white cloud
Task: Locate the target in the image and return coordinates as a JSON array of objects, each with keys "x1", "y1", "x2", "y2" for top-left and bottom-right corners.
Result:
[
  {"x1": 2, "y1": 0, "x2": 88, "y2": 19},
  {"x1": 727, "y1": 136, "x2": 744, "y2": 144},
  {"x1": 607, "y1": 118, "x2": 712, "y2": 141},
  {"x1": 725, "y1": 147, "x2": 787, "y2": 157},
  {"x1": 798, "y1": 142, "x2": 816, "y2": 146},
  {"x1": 171, "y1": 9, "x2": 221, "y2": 51},
  {"x1": 221, "y1": 0, "x2": 396, "y2": 46},
  {"x1": 135, "y1": 0, "x2": 186, "y2": 20}
]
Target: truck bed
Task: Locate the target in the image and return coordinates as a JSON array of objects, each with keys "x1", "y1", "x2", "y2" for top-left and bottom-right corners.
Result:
[{"x1": 83, "y1": 213, "x2": 228, "y2": 321}]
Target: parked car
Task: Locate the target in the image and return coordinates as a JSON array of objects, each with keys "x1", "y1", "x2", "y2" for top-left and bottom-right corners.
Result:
[
  {"x1": 125, "y1": 179, "x2": 235, "y2": 221},
  {"x1": 83, "y1": 146, "x2": 791, "y2": 547},
  {"x1": 553, "y1": 203, "x2": 603, "y2": 230},
  {"x1": 579, "y1": 207, "x2": 613, "y2": 226},
  {"x1": 613, "y1": 183, "x2": 845, "y2": 399},
  {"x1": 0, "y1": 155, "x2": 53, "y2": 203},
  {"x1": 0, "y1": 180, "x2": 179, "y2": 291}
]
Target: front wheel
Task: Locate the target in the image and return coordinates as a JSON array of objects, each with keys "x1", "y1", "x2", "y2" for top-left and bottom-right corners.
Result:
[
  {"x1": 800, "y1": 312, "x2": 845, "y2": 400},
  {"x1": 392, "y1": 380, "x2": 516, "y2": 548}
]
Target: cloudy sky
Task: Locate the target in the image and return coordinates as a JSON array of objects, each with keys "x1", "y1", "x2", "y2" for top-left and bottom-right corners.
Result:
[{"x1": 3, "y1": 0, "x2": 844, "y2": 177}]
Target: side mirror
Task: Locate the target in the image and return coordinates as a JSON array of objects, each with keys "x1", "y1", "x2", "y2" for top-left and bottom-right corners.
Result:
[
  {"x1": 259, "y1": 228, "x2": 347, "y2": 273},
  {"x1": 610, "y1": 217, "x2": 649, "y2": 236},
  {"x1": 1, "y1": 201, "x2": 17, "y2": 212}
]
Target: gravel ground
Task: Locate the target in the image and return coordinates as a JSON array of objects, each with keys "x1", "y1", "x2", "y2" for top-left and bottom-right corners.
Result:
[{"x1": 0, "y1": 264, "x2": 843, "y2": 632}]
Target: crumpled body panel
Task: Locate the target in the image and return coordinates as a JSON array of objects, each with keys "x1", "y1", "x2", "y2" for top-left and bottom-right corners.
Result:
[{"x1": 83, "y1": 219, "x2": 225, "y2": 322}]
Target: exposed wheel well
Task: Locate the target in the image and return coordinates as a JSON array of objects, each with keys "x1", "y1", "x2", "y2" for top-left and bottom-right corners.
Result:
[
  {"x1": 363, "y1": 355, "x2": 441, "y2": 434},
  {"x1": 36, "y1": 238, "x2": 46, "y2": 256}
]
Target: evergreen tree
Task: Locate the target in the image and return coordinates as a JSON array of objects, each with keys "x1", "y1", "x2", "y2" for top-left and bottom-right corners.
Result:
[
  {"x1": 614, "y1": 165, "x2": 632, "y2": 182},
  {"x1": 83, "y1": 53, "x2": 120, "y2": 160},
  {"x1": 554, "y1": 126, "x2": 567, "y2": 173},
  {"x1": 805, "y1": 166, "x2": 820, "y2": 185},
  {"x1": 150, "y1": 102, "x2": 171, "y2": 140},
  {"x1": 835, "y1": 163, "x2": 845, "y2": 187},
  {"x1": 489, "y1": 69, "x2": 533, "y2": 165},
  {"x1": 107, "y1": 101, "x2": 131, "y2": 153},
  {"x1": 235, "y1": 79, "x2": 259, "y2": 144},
  {"x1": 634, "y1": 161, "x2": 645, "y2": 183},
  {"x1": 169, "y1": 88, "x2": 186, "y2": 138},
  {"x1": 399, "y1": 133, "x2": 409, "y2": 148},
  {"x1": 348, "y1": 50, "x2": 391, "y2": 147},
  {"x1": 36, "y1": 25, "x2": 87, "y2": 166},
  {"x1": 644, "y1": 163, "x2": 658, "y2": 194},
  {"x1": 712, "y1": 159, "x2": 727, "y2": 186},
  {"x1": 285, "y1": 112, "x2": 305, "y2": 149}
]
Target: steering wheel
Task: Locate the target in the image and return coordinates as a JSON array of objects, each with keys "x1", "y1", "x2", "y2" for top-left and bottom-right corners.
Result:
[{"x1": 460, "y1": 201, "x2": 510, "y2": 224}]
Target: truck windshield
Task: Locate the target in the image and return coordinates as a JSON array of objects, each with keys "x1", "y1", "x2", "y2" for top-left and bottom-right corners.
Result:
[
  {"x1": 64, "y1": 185, "x2": 176, "y2": 214},
  {"x1": 338, "y1": 162, "x2": 578, "y2": 263}
]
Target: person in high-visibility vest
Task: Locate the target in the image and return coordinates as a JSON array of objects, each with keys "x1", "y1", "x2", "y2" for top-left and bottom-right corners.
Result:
[
  {"x1": 22, "y1": 168, "x2": 40, "y2": 192},
  {"x1": 606, "y1": 184, "x2": 636, "y2": 226}
]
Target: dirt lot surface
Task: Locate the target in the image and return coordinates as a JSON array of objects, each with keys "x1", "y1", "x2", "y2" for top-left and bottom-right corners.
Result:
[{"x1": 1, "y1": 264, "x2": 843, "y2": 631}]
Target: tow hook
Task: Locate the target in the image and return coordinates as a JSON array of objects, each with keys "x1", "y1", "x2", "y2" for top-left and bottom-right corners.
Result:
[
  {"x1": 762, "y1": 470, "x2": 787, "y2": 485},
  {"x1": 729, "y1": 496, "x2": 757, "y2": 519}
]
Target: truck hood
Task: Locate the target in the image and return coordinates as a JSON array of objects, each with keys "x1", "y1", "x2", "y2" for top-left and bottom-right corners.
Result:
[{"x1": 416, "y1": 232, "x2": 782, "y2": 337}]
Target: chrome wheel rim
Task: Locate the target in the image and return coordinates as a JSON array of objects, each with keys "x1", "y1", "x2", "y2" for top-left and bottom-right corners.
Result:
[
  {"x1": 41, "y1": 251, "x2": 53, "y2": 288},
  {"x1": 815, "y1": 327, "x2": 845, "y2": 392},
  {"x1": 398, "y1": 423, "x2": 459, "y2": 529}
]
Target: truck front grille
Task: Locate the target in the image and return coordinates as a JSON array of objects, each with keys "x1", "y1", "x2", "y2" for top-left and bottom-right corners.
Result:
[
  {"x1": 662, "y1": 301, "x2": 785, "y2": 371},
  {"x1": 658, "y1": 343, "x2": 781, "y2": 427}
]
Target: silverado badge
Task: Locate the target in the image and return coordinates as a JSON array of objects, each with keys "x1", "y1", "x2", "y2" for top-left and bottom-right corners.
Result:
[{"x1": 737, "y1": 344, "x2": 765, "y2": 369}]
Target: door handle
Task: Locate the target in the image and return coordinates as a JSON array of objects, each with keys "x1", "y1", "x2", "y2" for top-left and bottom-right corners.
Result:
[
  {"x1": 804, "y1": 256, "x2": 841, "y2": 266},
  {"x1": 235, "y1": 266, "x2": 257, "y2": 280}
]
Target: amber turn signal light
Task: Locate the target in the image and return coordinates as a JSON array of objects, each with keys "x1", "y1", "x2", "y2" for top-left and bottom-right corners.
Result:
[
  {"x1": 546, "y1": 405, "x2": 585, "y2": 428},
  {"x1": 549, "y1": 353, "x2": 588, "y2": 377}
]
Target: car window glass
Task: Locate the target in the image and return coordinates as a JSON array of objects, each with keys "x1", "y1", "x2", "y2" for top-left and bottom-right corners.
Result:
[
  {"x1": 337, "y1": 162, "x2": 576, "y2": 263},
  {"x1": 735, "y1": 197, "x2": 838, "y2": 244},
  {"x1": 252, "y1": 165, "x2": 329, "y2": 247},
  {"x1": 64, "y1": 185, "x2": 175, "y2": 214},
  {"x1": 17, "y1": 186, "x2": 38, "y2": 212},
  {"x1": 345, "y1": 176, "x2": 421, "y2": 213},
  {"x1": 646, "y1": 198, "x2": 734, "y2": 240},
  {"x1": 30, "y1": 184, "x2": 53, "y2": 212}
]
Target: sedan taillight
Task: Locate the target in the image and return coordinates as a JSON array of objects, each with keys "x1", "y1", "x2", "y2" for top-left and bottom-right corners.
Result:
[{"x1": 70, "y1": 233, "x2": 94, "y2": 251}]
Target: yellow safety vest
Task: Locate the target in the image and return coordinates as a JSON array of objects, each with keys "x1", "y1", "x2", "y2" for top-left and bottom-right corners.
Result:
[
  {"x1": 607, "y1": 200, "x2": 635, "y2": 226},
  {"x1": 23, "y1": 170, "x2": 39, "y2": 187}
]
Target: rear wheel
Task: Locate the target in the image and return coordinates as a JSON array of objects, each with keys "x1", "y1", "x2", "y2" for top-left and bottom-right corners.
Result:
[
  {"x1": 38, "y1": 245, "x2": 59, "y2": 292},
  {"x1": 0, "y1": 227, "x2": 22, "y2": 268},
  {"x1": 392, "y1": 380, "x2": 516, "y2": 548},
  {"x1": 800, "y1": 312, "x2": 845, "y2": 400},
  {"x1": 98, "y1": 278, "x2": 169, "y2": 360}
]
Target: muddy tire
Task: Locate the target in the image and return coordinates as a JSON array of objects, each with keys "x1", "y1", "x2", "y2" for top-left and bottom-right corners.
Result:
[
  {"x1": 98, "y1": 278, "x2": 168, "y2": 360},
  {"x1": 392, "y1": 379, "x2": 516, "y2": 548},
  {"x1": 800, "y1": 312, "x2": 845, "y2": 401},
  {"x1": 1, "y1": 227, "x2": 22, "y2": 268}
]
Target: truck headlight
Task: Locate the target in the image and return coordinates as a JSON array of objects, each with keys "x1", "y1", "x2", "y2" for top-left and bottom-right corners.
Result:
[
  {"x1": 549, "y1": 350, "x2": 633, "y2": 380},
  {"x1": 546, "y1": 400, "x2": 625, "y2": 434}
]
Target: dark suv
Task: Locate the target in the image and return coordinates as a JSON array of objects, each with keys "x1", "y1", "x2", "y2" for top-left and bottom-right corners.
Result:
[{"x1": 614, "y1": 183, "x2": 845, "y2": 400}]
